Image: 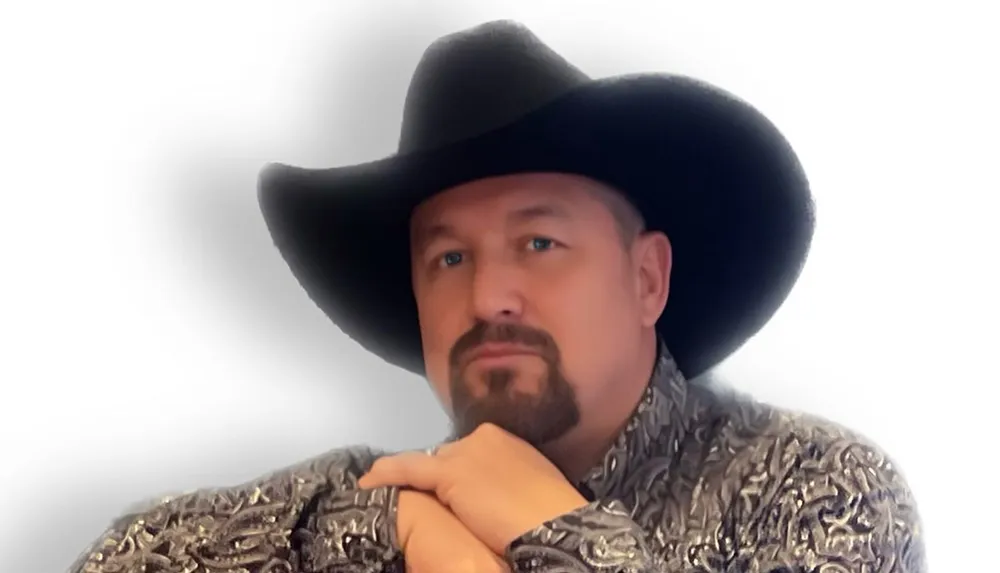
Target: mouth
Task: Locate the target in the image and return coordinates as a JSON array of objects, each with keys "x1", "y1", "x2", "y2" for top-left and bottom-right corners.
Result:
[{"x1": 465, "y1": 343, "x2": 539, "y2": 364}]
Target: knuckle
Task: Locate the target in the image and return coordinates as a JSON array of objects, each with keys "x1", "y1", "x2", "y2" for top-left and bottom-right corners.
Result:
[{"x1": 475, "y1": 422, "x2": 500, "y2": 435}]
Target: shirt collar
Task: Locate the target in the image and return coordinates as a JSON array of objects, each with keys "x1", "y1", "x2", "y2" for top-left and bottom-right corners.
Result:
[{"x1": 575, "y1": 339, "x2": 697, "y2": 500}]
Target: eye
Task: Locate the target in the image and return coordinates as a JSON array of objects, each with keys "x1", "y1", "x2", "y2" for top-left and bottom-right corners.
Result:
[
  {"x1": 438, "y1": 251, "x2": 464, "y2": 268},
  {"x1": 527, "y1": 237, "x2": 556, "y2": 251}
]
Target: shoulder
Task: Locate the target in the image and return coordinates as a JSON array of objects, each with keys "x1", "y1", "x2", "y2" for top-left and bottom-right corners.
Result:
[
  {"x1": 70, "y1": 444, "x2": 383, "y2": 573},
  {"x1": 703, "y1": 389, "x2": 926, "y2": 571},
  {"x1": 710, "y1": 390, "x2": 914, "y2": 492}
]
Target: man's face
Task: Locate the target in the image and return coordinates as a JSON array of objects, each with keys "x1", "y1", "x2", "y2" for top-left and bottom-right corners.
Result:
[{"x1": 409, "y1": 173, "x2": 668, "y2": 447}]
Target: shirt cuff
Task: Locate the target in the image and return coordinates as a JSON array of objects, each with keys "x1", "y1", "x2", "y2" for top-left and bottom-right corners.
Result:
[{"x1": 505, "y1": 499, "x2": 655, "y2": 572}]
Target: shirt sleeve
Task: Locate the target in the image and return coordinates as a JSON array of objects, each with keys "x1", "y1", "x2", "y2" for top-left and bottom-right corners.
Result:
[
  {"x1": 504, "y1": 499, "x2": 660, "y2": 573},
  {"x1": 724, "y1": 432, "x2": 927, "y2": 573},
  {"x1": 68, "y1": 446, "x2": 405, "y2": 573},
  {"x1": 295, "y1": 483, "x2": 405, "y2": 572}
]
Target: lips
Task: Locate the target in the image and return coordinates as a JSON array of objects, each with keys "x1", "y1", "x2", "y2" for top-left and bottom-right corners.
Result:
[{"x1": 465, "y1": 343, "x2": 538, "y2": 363}]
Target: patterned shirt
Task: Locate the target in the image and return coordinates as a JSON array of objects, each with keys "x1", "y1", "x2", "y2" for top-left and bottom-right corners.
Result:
[{"x1": 70, "y1": 344, "x2": 925, "y2": 572}]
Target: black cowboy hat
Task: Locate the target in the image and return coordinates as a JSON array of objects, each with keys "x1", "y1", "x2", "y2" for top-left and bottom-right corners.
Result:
[{"x1": 257, "y1": 20, "x2": 815, "y2": 380}]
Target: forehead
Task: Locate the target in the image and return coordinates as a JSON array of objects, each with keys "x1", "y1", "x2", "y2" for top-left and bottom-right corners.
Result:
[{"x1": 411, "y1": 172, "x2": 607, "y2": 229}]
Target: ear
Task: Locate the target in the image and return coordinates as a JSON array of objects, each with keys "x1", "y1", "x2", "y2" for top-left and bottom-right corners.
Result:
[{"x1": 633, "y1": 231, "x2": 672, "y2": 328}]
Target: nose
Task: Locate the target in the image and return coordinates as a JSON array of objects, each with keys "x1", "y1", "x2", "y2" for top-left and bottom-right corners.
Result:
[{"x1": 469, "y1": 257, "x2": 524, "y2": 322}]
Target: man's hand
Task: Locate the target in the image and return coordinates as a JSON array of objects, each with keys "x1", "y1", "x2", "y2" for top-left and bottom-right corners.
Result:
[
  {"x1": 362, "y1": 423, "x2": 589, "y2": 555},
  {"x1": 396, "y1": 489, "x2": 510, "y2": 573}
]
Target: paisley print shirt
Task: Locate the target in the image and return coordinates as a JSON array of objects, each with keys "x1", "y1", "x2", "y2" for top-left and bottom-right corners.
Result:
[{"x1": 70, "y1": 345, "x2": 925, "y2": 572}]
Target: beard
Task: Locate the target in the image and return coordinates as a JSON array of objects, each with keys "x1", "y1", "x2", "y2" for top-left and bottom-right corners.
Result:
[{"x1": 447, "y1": 321, "x2": 580, "y2": 448}]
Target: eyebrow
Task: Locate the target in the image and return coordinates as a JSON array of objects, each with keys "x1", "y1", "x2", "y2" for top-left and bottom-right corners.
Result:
[
  {"x1": 507, "y1": 203, "x2": 571, "y2": 224},
  {"x1": 412, "y1": 202, "x2": 572, "y2": 253},
  {"x1": 411, "y1": 223, "x2": 457, "y2": 254}
]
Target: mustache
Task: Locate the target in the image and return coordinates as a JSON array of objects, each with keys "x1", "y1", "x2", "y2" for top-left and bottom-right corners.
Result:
[{"x1": 449, "y1": 321, "x2": 559, "y2": 366}]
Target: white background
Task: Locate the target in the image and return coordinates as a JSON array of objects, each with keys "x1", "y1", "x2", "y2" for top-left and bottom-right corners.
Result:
[{"x1": 2, "y1": 2, "x2": 997, "y2": 571}]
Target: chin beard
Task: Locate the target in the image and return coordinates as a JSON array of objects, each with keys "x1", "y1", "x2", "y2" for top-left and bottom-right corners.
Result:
[
  {"x1": 449, "y1": 366, "x2": 580, "y2": 448},
  {"x1": 446, "y1": 320, "x2": 580, "y2": 447}
]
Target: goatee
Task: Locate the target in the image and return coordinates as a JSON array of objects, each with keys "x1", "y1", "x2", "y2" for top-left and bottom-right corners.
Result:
[{"x1": 447, "y1": 321, "x2": 580, "y2": 448}]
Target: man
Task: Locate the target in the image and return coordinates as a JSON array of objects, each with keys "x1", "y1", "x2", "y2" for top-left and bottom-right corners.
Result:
[{"x1": 72, "y1": 20, "x2": 925, "y2": 573}]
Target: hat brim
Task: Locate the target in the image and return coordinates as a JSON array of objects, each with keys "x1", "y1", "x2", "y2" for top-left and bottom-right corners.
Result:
[{"x1": 257, "y1": 73, "x2": 814, "y2": 379}]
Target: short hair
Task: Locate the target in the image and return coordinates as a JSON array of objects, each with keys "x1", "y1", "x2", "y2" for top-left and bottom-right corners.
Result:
[{"x1": 585, "y1": 182, "x2": 647, "y2": 247}]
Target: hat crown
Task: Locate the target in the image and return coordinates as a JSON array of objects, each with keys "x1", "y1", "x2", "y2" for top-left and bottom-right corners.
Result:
[{"x1": 399, "y1": 20, "x2": 590, "y2": 153}]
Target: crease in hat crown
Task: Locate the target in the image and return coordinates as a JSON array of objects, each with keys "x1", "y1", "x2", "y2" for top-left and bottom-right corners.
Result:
[{"x1": 400, "y1": 20, "x2": 590, "y2": 153}]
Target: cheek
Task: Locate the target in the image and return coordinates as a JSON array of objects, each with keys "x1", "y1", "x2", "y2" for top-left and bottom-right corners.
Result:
[
  {"x1": 528, "y1": 261, "x2": 638, "y2": 366},
  {"x1": 415, "y1": 285, "x2": 467, "y2": 406}
]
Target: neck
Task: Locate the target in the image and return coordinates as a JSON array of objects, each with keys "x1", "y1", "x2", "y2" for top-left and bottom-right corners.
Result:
[{"x1": 540, "y1": 334, "x2": 659, "y2": 482}]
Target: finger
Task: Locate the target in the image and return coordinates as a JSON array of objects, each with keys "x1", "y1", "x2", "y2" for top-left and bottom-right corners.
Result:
[
  {"x1": 357, "y1": 451, "x2": 447, "y2": 492},
  {"x1": 432, "y1": 440, "x2": 458, "y2": 458}
]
